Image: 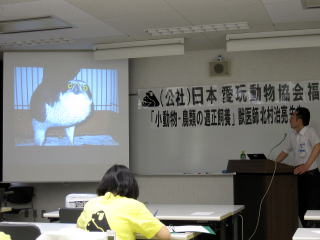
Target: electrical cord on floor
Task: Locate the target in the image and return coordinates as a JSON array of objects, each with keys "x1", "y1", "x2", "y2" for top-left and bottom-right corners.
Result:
[
  {"x1": 247, "y1": 134, "x2": 287, "y2": 240},
  {"x1": 239, "y1": 214, "x2": 244, "y2": 240},
  {"x1": 248, "y1": 160, "x2": 277, "y2": 240}
]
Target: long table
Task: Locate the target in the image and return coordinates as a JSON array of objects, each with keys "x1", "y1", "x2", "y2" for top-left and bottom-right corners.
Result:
[
  {"x1": 44, "y1": 203, "x2": 245, "y2": 240},
  {"x1": 148, "y1": 204, "x2": 245, "y2": 240},
  {"x1": 293, "y1": 228, "x2": 320, "y2": 240},
  {"x1": 44, "y1": 204, "x2": 244, "y2": 221},
  {"x1": 2, "y1": 221, "x2": 198, "y2": 240},
  {"x1": 304, "y1": 210, "x2": 320, "y2": 221}
]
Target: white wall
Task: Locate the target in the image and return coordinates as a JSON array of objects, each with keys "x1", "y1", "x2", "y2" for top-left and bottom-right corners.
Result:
[
  {"x1": 7, "y1": 47, "x2": 320, "y2": 221},
  {"x1": 130, "y1": 48, "x2": 320, "y2": 89},
  {"x1": 130, "y1": 47, "x2": 320, "y2": 171},
  {"x1": 136, "y1": 175, "x2": 233, "y2": 204}
]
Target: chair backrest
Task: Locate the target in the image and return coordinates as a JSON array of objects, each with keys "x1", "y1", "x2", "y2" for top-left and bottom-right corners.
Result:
[
  {"x1": 6, "y1": 184, "x2": 34, "y2": 204},
  {"x1": 0, "y1": 223, "x2": 41, "y2": 240},
  {"x1": 36, "y1": 229, "x2": 116, "y2": 240},
  {"x1": 59, "y1": 208, "x2": 83, "y2": 223}
]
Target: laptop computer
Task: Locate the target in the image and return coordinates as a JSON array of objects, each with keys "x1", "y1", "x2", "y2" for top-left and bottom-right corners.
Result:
[{"x1": 247, "y1": 153, "x2": 267, "y2": 160}]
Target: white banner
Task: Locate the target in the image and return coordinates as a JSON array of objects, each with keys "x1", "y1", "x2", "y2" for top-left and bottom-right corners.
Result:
[{"x1": 138, "y1": 80, "x2": 320, "y2": 128}]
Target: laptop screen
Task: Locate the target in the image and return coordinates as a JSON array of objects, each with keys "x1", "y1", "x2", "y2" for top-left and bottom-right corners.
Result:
[{"x1": 247, "y1": 153, "x2": 267, "y2": 160}]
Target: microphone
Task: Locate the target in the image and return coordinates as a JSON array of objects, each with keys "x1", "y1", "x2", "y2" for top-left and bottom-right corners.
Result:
[{"x1": 267, "y1": 133, "x2": 287, "y2": 159}]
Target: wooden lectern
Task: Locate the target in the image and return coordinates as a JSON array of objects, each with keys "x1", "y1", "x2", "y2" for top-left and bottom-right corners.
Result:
[{"x1": 227, "y1": 159, "x2": 298, "y2": 240}]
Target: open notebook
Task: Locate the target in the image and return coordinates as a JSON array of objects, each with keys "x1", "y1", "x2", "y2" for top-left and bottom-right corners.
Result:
[{"x1": 167, "y1": 225, "x2": 215, "y2": 235}]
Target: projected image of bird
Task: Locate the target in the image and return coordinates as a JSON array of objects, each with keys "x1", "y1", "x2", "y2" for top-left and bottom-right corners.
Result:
[{"x1": 30, "y1": 79, "x2": 93, "y2": 146}]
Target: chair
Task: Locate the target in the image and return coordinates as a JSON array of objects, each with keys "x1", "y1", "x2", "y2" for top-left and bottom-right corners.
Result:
[
  {"x1": 59, "y1": 208, "x2": 83, "y2": 223},
  {"x1": 0, "y1": 183, "x2": 12, "y2": 211},
  {"x1": 1, "y1": 183, "x2": 35, "y2": 220},
  {"x1": 0, "y1": 222, "x2": 41, "y2": 240}
]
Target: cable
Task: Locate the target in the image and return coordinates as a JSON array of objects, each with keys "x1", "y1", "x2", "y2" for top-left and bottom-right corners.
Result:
[
  {"x1": 247, "y1": 133, "x2": 287, "y2": 240},
  {"x1": 248, "y1": 161, "x2": 277, "y2": 240},
  {"x1": 239, "y1": 214, "x2": 244, "y2": 240},
  {"x1": 267, "y1": 133, "x2": 287, "y2": 159}
]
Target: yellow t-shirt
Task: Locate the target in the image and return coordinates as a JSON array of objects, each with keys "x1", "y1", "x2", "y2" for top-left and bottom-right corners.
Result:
[
  {"x1": 77, "y1": 192, "x2": 164, "y2": 240},
  {"x1": 0, "y1": 232, "x2": 11, "y2": 240}
]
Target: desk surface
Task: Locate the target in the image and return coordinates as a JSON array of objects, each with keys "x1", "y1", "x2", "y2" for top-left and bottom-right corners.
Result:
[
  {"x1": 305, "y1": 210, "x2": 320, "y2": 221},
  {"x1": 148, "y1": 204, "x2": 244, "y2": 221},
  {"x1": 2, "y1": 222, "x2": 198, "y2": 240},
  {"x1": 44, "y1": 203, "x2": 244, "y2": 222},
  {"x1": 293, "y1": 228, "x2": 320, "y2": 240}
]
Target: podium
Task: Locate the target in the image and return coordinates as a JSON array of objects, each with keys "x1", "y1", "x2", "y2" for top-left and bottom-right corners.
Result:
[{"x1": 227, "y1": 159, "x2": 298, "y2": 240}]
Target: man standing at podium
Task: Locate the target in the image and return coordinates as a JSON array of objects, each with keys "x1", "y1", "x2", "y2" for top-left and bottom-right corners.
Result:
[{"x1": 276, "y1": 107, "x2": 320, "y2": 227}]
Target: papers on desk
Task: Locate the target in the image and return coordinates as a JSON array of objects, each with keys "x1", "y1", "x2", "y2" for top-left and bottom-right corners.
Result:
[
  {"x1": 167, "y1": 225, "x2": 215, "y2": 235},
  {"x1": 191, "y1": 211, "x2": 214, "y2": 216},
  {"x1": 0, "y1": 207, "x2": 12, "y2": 213}
]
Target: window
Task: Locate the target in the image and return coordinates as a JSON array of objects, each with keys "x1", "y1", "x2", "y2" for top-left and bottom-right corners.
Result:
[
  {"x1": 74, "y1": 68, "x2": 118, "y2": 112},
  {"x1": 14, "y1": 67, "x2": 43, "y2": 110}
]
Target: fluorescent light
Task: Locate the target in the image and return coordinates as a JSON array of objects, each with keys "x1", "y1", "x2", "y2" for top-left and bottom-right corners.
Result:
[
  {"x1": 0, "y1": 38, "x2": 73, "y2": 47},
  {"x1": 301, "y1": 0, "x2": 320, "y2": 9},
  {"x1": 93, "y1": 38, "x2": 184, "y2": 60},
  {"x1": 226, "y1": 29, "x2": 320, "y2": 52},
  {"x1": 0, "y1": 16, "x2": 72, "y2": 34},
  {"x1": 145, "y1": 22, "x2": 249, "y2": 36}
]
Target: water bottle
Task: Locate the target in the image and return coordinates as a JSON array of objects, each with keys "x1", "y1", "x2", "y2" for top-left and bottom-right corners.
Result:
[
  {"x1": 240, "y1": 150, "x2": 246, "y2": 160},
  {"x1": 106, "y1": 230, "x2": 117, "y2": 240}
]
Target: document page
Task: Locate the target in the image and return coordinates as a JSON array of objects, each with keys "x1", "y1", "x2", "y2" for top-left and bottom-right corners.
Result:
[{"x1": 168, "y1": 225, "x2": 215, "y2": 235}]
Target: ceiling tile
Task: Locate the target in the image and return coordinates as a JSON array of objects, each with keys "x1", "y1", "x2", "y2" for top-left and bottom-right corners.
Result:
[
  {"x1": 1, "y1": 0, "x2": 320, "y2": 51},
  {"x1": 262, "y1": 0, "x2": 320, "y2": 23},
  {"x1": 165, "y1": 0, "x2": 272, "y2": 26}
]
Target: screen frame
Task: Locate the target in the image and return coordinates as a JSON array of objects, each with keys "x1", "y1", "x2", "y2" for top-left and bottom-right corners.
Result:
[{"x1": 2, "y1": 51, "x2": 129, "y2": 182}]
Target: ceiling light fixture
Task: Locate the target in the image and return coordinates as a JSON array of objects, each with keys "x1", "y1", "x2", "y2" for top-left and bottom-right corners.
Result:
[
  {"x1": 301, "y1": 0, "x2": 320, "y2": 9},
  {"x1": 226, "y1": 29, "x2": 320, "y2": 52},
  {"x1": 0, "y1": 38, "x2": 74, "y2": 47},
  {"x1": 0, "y1": 16, "x2": 72, "y2": 34},
  {"x1": 145, "y1": 22, "x2": 249, "y2": 36},
  {"x1": 93, "y1": 38, "x2": 184, "y2": 60}
]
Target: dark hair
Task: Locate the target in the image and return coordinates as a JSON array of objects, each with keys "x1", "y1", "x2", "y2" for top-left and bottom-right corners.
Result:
[
  {"x1": 295, "y1": 107, "x2": 310, "y2": 126},
  {"x1": 96, "y1": 165, "x2": 139, "y2": 199}
]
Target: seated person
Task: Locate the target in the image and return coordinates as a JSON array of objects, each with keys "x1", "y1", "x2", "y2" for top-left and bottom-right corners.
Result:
[
  {"x1": 0, "y1": 232, "x2": 11, "y2": 240},
  {"x1": 77, "y1": 164, "x2": 171, "y2": 240}
]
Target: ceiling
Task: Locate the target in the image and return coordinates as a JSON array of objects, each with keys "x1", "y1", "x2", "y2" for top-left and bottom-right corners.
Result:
[{"x1": 1, "y1": 0, "x2": 320, "y2": 52}]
